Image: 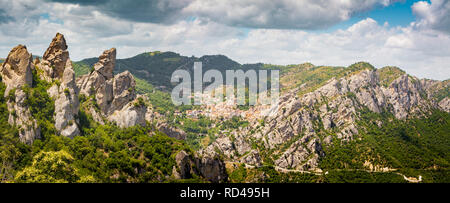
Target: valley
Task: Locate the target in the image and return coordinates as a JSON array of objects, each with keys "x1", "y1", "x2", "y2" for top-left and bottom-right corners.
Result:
[{"x1": 0, "y1": 33, "x2": 449, "y2": 183}]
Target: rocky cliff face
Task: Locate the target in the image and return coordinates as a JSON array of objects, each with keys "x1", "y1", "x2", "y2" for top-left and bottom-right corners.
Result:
[
  {"x1": 202, "y1": 67, "x2": 450, "y2": 171},
  {"x1": 75, "y1": 48, "x2": 187, "y2": 139},
  {"x1": 173, "y1": 150, "x2": 228, "y2": 183},
  {"x1": 77, "y1": 48, "x2": 147, "y2": 128},
  {"x1": 0, "y1": 45, "x2": 33, "y2": 93},
  {"x1": 0, "y1": 33, "x2": 185, "y2": 144},
  {"x1": 0, "y1": 33, "x2": 86, "y2": 142},
  {"x1": 0, "y1": 45, "x2": 40, "y2": 144},
  {"x1": 37, "y1": 33, "x2": 80, "y2": 138},
  {"x1": 40, "y1": 33, "x2": 70, "y2": 81}
]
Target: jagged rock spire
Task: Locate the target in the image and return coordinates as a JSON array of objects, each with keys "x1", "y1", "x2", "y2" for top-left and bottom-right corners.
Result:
[
  {"x1": 94, "y1": 48, "x2": 116, "y2": 80},
  {"x1": 76, "y1": 48, "x2": 145, "y2": 128},
  {"x1": 42, "y1": 33, "x2": 70, "y2": 79},
  {"x1": 0, "y1": 45, "x2": 40, "y2": 144},
  {"x1": 0, "y1": 45, "x2": 33, "y2": 93}
]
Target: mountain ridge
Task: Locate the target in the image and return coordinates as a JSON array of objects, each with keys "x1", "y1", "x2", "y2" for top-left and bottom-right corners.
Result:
[{"x1": 0, "y1": 33, "x2": 448, "y2": 183}]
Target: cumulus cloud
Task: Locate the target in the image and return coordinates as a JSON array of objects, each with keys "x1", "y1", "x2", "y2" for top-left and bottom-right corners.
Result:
[
  {"x1": 71, "y1": 17, "x2": 448, "y2": 80},
  {"x1": 0, "y1": 0, "x2": 449, "y2": 80},
  {"x1": 45, "y1": 0, "x2": 397, "y2": 30},
  {"x1": 47, "y1": 0, "x2": 193, "y2": 24},
  {"x1": 0, "y1": 9, "x2": 14, "y2": 23},
  {"x1": 184, "y1": 0, "x2": 398, "y2": 29},
  {"x1": 412, "y1": 0, "x2": 450, "y2": 33}
]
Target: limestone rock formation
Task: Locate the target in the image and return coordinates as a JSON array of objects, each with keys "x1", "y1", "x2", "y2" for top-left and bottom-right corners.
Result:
[
  {"x1": 0, "y1": 45, "x2": 40, "y2": 144},
  {"x1": 203, "y1": 67, "x2": 450, "y2": 171},
  {"x1": 173, "y1": 150, "x2": 192, "y2": 179},
  {"x1": 439, "y1": 97, "x2": 450, "y2": 112},
  {"x1": 194, "y1": 156, "x2": 228, "y2": 183},
  {"x1": 173, "y1": 150, "x2": 228, "y2": 183},
  {"x1": 0, "y1": 45, "x2": 33, "y2": 94},
  {"x1": 77, "y1": 48, "x2": 146, "y2": 128},
  {"x1": 155, "y1": 122, "x2": 187, "y2": 140},
  {"x1": 94, "y1": 48, "x2": 115, "y2": 80},
  {"x1": 40, "y1": 33, "x2": 70, "y2": 80},
  {"x1": 38, "y1": 33, "x2": 80, "y2": 138},
  {"x1": 53, "y1": 63, "x2": 80, "y2": 138},
  {"x1": 108, "y1": 96, "x2": 147, "y2": 128},
  {"x1": 109, "y1": 71, "x2": 137, "y2": 114}
]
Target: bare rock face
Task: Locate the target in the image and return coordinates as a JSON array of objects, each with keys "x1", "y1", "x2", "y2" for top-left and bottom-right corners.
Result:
[
  {"x1": 173, "y1": 150, "x2": 228, "y2": 183},
  {"x1": 173, "y1": 150, "x2": 192, "y2": 179},
  {"x1": 52, "y1": 61, "x2": 80, "y2": 138},
  {"x1": 439, "y1": 97, "x2": 450, "y2": 112},
  {"x1": 144, "y1": 108, "x2": 187, "y2": 140},
  {"x1": 94, "y1": 48, "x2": 116, "y2": 80},
  {"x1": 77, "y1": 48, "x2": 146, "y2": 128},
  {"x1": 109, "y1": 71, "x2": 136, "y2": 114},
  {"x1": 194, "y1": 156, "x2": 228, "y2": 183},
  {"x1": 78, "y1": 48, "x2": 135, "y2": 115},
  {"x1": 0, "y1": 45, "x2": 33, "y2": 94},
  {"x1": 0, "y1": 45, "x2": 40, "y2": 144},
  {"x1": 240, "y1": 150, "x2": 262, "y2": 167},
  {"x1": 39, "y1": 33, "x2": 80, "y2": 138},
  {"x1": 40, "y1": 33, "x2": 70, "y2": 80},
  {"x1": 108, "y1": 96, "x2": 147, "y2": 128},
  {"x1": 203, "y1": 67, "x2": 449, "y2": 172},
  {"x1": 7, "y1": 89, "x2": 41, "y2": 144},
  {"x1": 383, "y1": 74, "x2": 431, "y2": 119},
  {"x1": 155, "y1": 122, "x2": 187, "y2": 140}
]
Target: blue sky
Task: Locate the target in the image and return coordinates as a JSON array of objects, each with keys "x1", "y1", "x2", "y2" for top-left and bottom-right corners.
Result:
[
  {"x1": 328, "y1": 0, "x2": 426, "y2": 31},
  {"x1": 0, "y1": 0, "x2": 449, "y2": 80}
]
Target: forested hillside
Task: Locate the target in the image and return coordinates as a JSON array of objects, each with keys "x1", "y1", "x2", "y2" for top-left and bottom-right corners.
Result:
[{"x1": 1, "y1": 34, "x2": 449, "y2": 183}]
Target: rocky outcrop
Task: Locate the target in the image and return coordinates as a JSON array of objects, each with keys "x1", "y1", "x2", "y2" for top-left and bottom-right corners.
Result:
[
  {"x1": 155, "y1": 122, "x2": 187, "y2": 140},
  {"x1": 75, "y1": 48, "x2": 189, "y2": 136},
  {"x1": 109, "y1": 71, "x2": 137, "y2": 114},
  {"x1": 94, "y1": 48, "x2": 115, "y2": 80},
  {"x1": 173, "y1": 150, "x2": 228, "y2": 183},
  {"x1": 77, "y1": 48, "x2": 116, "y2": 98},
  {"x1": 439, "y1": 98, "x2": 450, "y2": 112},
  {"x1": 203, "y1": 68, "x2": 449, "y2": 171},
  {"x1": 77, "y1": 48, "x2": 146, "y2": 128},
  {"x1": 108, "y1": 96, "x2": 147, "y2": 128},
  {"x1": 194, "y1": 156, "x2": 228, "y2": 183},
  {"x1": 7, "y1": 89, "x2": 41, "y2": 144},
  {"x1": 38, "y1": 33, "x2": 80, "y2": 138},
  {"x1": 0, "y1": 45, "x2": 40, "y2": 144},
  {"x1": 173, "y1": 150, "x2": 192, "y2": 179},
  {"x1": 40, "y1": 33, "x2": 70, "y2": 80},
  {"x1": 144, "y1": 108, "x2": 187, "y2": 140},
  {"x1": 52, "y1": 64, "x2": 80, "y2": 138},
  {"x1": 0, "y1": 45, "x2": 33, "y2": 94}
]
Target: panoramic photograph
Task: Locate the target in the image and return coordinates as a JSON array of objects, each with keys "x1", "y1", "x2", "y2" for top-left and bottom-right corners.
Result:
[{"x1": 0, "y1": 0, "x2": 449, "y2": 199}]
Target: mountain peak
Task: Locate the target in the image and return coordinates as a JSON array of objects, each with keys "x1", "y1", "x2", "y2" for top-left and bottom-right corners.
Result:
[
  {"x1": 94, "y1": 48, "x2": 116, "y2": 80},
  {"x1": 0, "y1": 44, "x2": 33, "y2": 92},
  {"x1": 42, "y1": 33, "x2": 70, "y2": 79}
]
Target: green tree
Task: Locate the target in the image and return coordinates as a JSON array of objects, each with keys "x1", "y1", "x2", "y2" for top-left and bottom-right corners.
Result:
[{"x1": 14, "y1": 150, "x2": 94, "y2": 183}]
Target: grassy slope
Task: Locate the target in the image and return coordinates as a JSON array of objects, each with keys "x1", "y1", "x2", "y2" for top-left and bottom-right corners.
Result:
[{"x1": 279, "y1": 62, "x2": 375, "y2": 94}]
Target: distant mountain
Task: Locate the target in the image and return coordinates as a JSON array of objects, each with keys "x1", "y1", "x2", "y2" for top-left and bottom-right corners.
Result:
[
  {"x1": 201, "y1": 62, "x2": 450, "y2": 183},
  {"x1": 74, "y1": 51, "x2": 248, "y2": 91}
]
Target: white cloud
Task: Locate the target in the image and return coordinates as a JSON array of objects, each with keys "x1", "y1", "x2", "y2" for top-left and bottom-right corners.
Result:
[
  {"x1": 184, "y1": 0, "x2": 397, "y2": 29},
  {"x1": 412, "y1": 0, "x2": 450, "y2": 33},
  {"x1": 0, "y1": 0, "x2": 449, "y2": 81}
]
